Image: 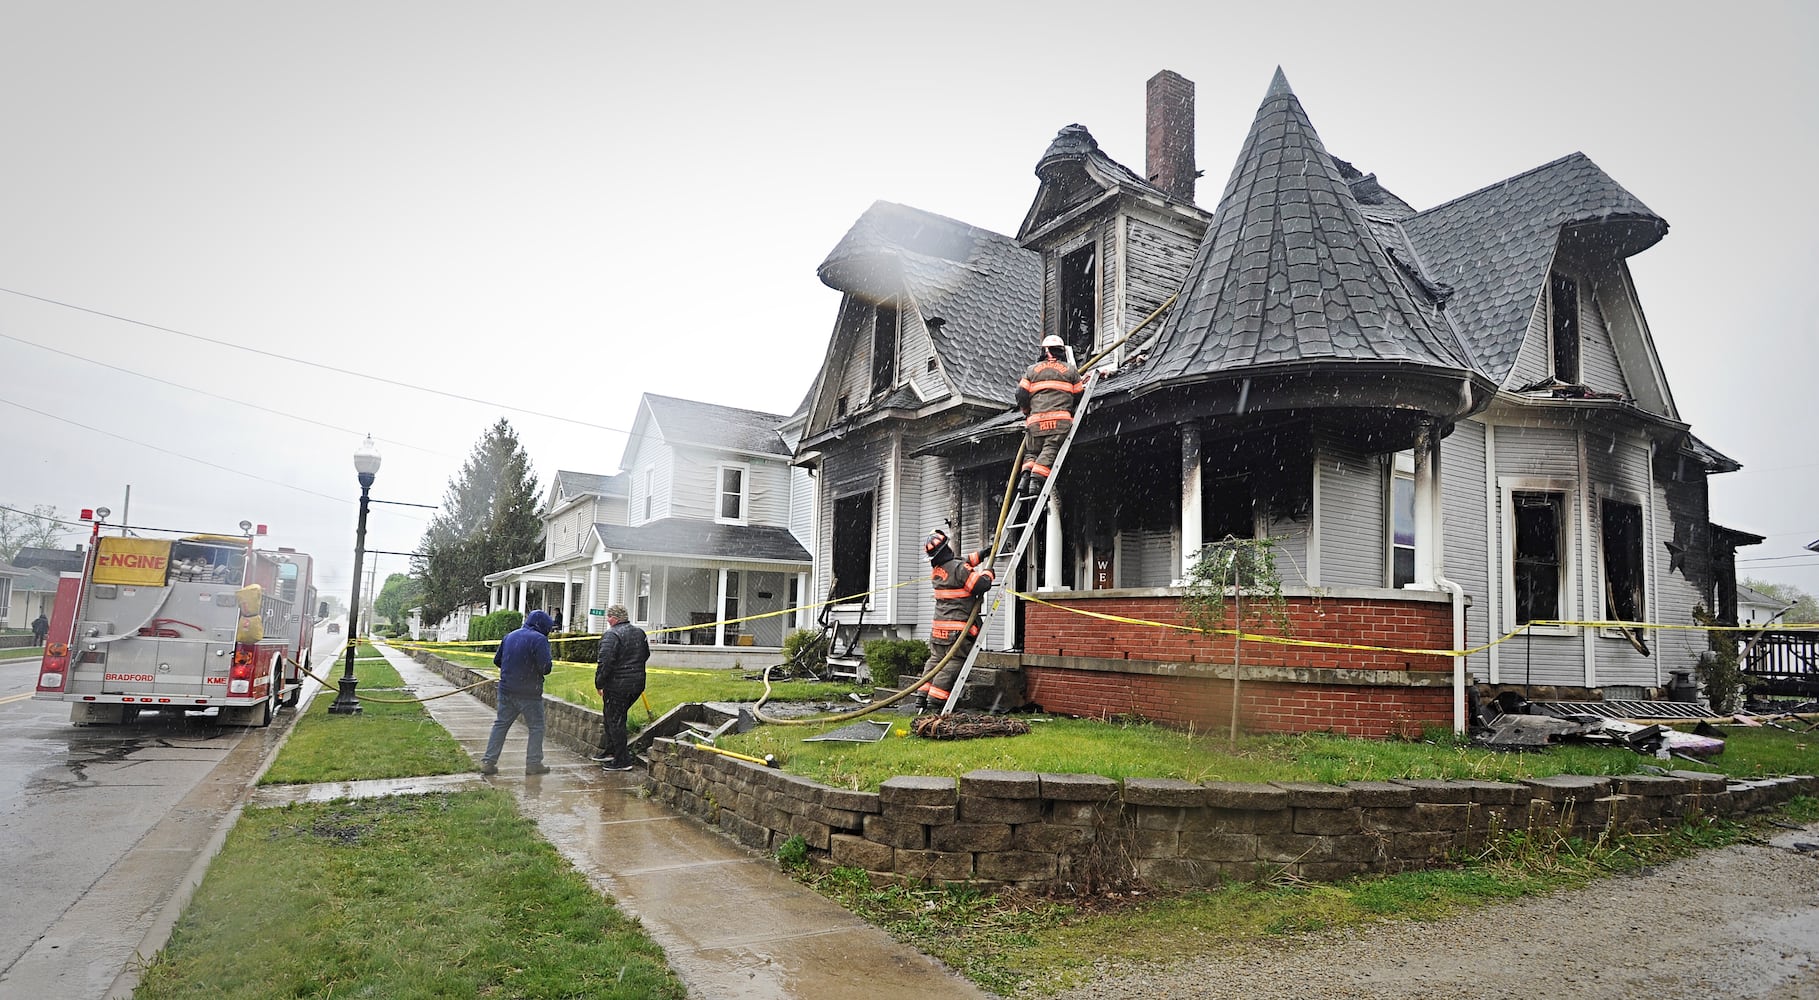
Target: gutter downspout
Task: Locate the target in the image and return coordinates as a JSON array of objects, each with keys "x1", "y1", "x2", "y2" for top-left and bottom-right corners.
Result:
[{"x1": 1429, "y1": 382, "x2": 1474, "y2": 736}]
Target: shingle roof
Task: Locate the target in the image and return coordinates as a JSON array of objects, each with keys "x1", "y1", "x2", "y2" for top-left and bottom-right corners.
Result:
[
  {"x1": 643, "y1": 394, "x2": 792, "y2": 457},
  {"x1": 819, "y1": 201, "x2": 1041, "y2": 405},
  {"x1": 1128, "y1": 69, "x2": 1471, "y2": 393},
  {"x1": 1399, "y1": 152, "x2": 1665, "y2": 383},
  {"x1": 552, "y1": 470, "x2": 625, "y2": 499},
  {"x1": 1020, "y1": 124, "x2": 1176, "y2": 240},
  {"x1": 10, "y1": 547, "x2": 83, "y2": 573},
  {"x1": 591, "y1": 519, "x2": 810, "y2": 564}
]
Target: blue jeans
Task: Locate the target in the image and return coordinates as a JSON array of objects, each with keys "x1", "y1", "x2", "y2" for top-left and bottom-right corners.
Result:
[{"x1": 482, "y1": 690, "x2": 546, "y2": 766}]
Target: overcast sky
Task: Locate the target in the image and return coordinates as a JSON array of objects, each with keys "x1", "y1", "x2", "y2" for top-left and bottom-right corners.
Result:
[{"x1": 2, "y1": 1, "x2": 1814, "y2": 603}]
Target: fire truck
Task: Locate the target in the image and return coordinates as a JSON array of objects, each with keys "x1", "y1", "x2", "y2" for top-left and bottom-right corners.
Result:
[{"x1": 34, "y1": 528, "x2": 318, "y2": 726}]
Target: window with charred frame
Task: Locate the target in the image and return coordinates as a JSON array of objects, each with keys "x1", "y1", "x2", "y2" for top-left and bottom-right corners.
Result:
[
  {"x1": 1550, "y1": 271, "x2": 1580, "y2": 384},
  {"x1": 1512, "y1": 490, "x2": 1566, "y2": 624},
  {"x1": 871, "y1": 301, "x2": 898, "y2": 396},
  {"x1": 1059, "y1": 241, "x2": 1097, "y2": 361},
  {"x1": 831, "y1": 492, "x2": 874, "y2": 604},
  {"x1": 1601, "y1": 498, "x2": 1645, "y2": 622}
]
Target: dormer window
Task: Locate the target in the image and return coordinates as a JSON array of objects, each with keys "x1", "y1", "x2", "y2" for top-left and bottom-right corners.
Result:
[
  {"x1": 871, "y1": 301, "x2": 898, "y2": 396},
  {"x1": 1060, "y1": 242, "x2": 1098, "y2": 361},
  {"x1": 1549, "y1": 271, "x2": 1580, "y2": 384}
]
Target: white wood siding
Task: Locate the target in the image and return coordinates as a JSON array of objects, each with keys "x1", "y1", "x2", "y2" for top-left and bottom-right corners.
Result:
[
  {"x1": 903, "y1": 300, "x2": 944, "y2": 401},
  {"x1": 594, "y1": 495, "x2": 627, "y2": 527},
  {"x1": 1492, "y1": 424, "x2": 1584, "y2": 686},
  {"x1": 1264, "y1": 515, "x2": 1312, "y2": 589},
  {"x1": 627, "y1": 446, "x2": 675, "y2": 525},
  {"x1": 1510, "y1": 293, "x2": 1551, "y2": 388},
  {"x1": 1316, "y1": 445, "x2": 1385, "y2": 588},
  {"x1": 1584, "y1": 430, "x2": 1655, "y2": 687},
  {"x1": 1578, "y1": 291, "x2": 1627, "y2": 398},
  {"x1": 1440, "y1": 420, "x2": 1491, "y2": 679},
  {"x1": 789, "y1": 465, "x2": 814, "y2": 554},
  {"x1": 1123, "y1": 216, "x2": 1199, "y2": 343},
  {"x1": 1118, "y1": 528, "x2": 1177, "y2": 589}
]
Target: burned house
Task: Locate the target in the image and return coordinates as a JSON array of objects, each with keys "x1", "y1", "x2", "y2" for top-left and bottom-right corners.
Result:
[{"x1": 792, "y1": 69, "x2": 1749, "y2": 736}]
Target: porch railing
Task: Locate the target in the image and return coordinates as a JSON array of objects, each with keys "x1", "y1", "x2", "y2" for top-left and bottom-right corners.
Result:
[{"x1": 1738, "y1": 629, "x2": 1819, "y2": 693}]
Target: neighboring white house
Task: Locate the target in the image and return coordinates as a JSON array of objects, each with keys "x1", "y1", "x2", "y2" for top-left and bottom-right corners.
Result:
[
  {"x1": 1736, "y1": 583, "x2": 1790, "y2": 626},
  {"x1": 0, "y1": 561, "x2": 59, "y2": 633},
  {"x1": 484, "y1": 394, "x2": 815, "y2": 653}
]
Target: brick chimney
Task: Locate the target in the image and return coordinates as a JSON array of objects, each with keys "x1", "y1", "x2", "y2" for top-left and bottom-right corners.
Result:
[{"x1": 1146, "y1": 70, "x2": 1196, "y2": 203}]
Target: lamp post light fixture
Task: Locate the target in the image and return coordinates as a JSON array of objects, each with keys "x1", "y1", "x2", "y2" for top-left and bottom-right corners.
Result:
[{"x1": 329, "y1": 435, "x2": 382, "y2": 715}]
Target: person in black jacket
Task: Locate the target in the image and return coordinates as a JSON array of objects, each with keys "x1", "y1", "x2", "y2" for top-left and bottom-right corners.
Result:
[{"x1": 593, "y1": 604, "x2": 650, "y2": 770}]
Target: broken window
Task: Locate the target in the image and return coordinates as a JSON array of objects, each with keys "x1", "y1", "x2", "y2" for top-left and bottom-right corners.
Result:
[
  {"x1": 716, "y1": 464, "x2": 748, "y2": 524},
  {"x1": 1060, "y1": 242, "x2": 1097, "y2": 361},
  {"x1": 871, "y1": 301, "x2": 898, "y2": 396},
  {"x1": 831, "y1": 492, "x2": 874, "y2": 603},
  {"x1": 1601, "y1": 498, "x2": 1645, "y2": 622},
  {"x1": 1388, "y1": 451, "x2": 1416, "y2": 588},
  {"x1": 835, "y1": 394, "x2": 848, "y2": 418},
  {"x1": 1550, "y1": 271, "x2": 1579, "y2": 384},
  {"x1": 1203, "y1": 472, "x2": 1254, "y2": 543},
  {"x1": 1512, "y1": 490, "x2": 1565, "y2": 624}
]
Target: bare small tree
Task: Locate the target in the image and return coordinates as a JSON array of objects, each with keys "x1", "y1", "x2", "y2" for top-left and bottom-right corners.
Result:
[
  {"x1": 0, "y1": 504, "x2": 69, "y2": 563},
  {"x1": 1182, "y1": 536, "x2": 1290, "y2": 746}
]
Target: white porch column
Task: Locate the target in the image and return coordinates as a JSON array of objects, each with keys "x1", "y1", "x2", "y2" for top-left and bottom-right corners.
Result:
[
  {"x1": 587, "y1": 562, "x2": 600, "y2": 632},
  {"x1": 1043, "y1": 491, "x2": 1063, "y2": 591},
  {"x1": 1180, "y1": 423, "x2": 1204, "y2": 579},
  {"x1": 715, "y1": 568, "x2": 729, "y2": 646},
  {"x1": 1412, "y1": 419, "x2": 1438, "y2": 588},
  {"x1": 517, "y1": 579, "x2": 528, "y2": 612},
  {"x1": 795, "y1": 571, "x2": 809, "y2": 629},
  {"x1": 561, "y1": 572, "x2": 573, "y2": 629}
]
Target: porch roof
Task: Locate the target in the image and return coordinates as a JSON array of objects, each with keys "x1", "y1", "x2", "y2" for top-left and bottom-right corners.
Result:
[{"x1": 591, "y1": 518, "x2": 810, "y2": 565}]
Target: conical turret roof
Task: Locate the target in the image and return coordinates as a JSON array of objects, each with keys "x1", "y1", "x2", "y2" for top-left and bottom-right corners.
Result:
[{"x1": 1130, "y1": 69, "x2": 1470, "y2": 392}]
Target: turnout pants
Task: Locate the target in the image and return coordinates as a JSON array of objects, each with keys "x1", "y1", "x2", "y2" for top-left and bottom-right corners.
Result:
[
  {"x1": 1022, "y1": 423, "x2": 1069, "y2": 482},
  {"x1": 918, "y1": 632, "x2": 976, "y2": 708}
]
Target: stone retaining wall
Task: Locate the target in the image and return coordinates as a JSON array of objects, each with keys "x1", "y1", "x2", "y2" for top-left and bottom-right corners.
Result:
[{"x1": 647, "y1": 738, "x2": 1817, "y2": 890}]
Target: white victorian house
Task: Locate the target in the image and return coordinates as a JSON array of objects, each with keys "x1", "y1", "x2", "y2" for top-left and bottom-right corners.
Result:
[{"x1": 484, "y1": 394, "x2": 814, "y2": 664}]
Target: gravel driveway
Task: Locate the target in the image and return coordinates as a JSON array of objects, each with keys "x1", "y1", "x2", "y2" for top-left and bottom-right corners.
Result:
[{"x1": 1038, "y1": 817, "x2": 1819, "y2": 1000}]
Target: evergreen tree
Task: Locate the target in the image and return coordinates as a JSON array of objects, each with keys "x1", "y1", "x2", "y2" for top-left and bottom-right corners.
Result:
[{"x1": 413, "y1": 420, "x2": 542, "y2": 623}]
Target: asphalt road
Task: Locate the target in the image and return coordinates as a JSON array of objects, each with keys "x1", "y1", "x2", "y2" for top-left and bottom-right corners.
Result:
[{"x1": 0, "y1": 635, "x2": 317, "y2": 998}]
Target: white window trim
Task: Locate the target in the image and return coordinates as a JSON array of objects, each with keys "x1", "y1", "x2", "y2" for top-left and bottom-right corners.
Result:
[
  {"x1": 1594, "y1": 486, "x2": 1649, "y2": 641},
  {"x1": 1386, "y1": 450, "x2": 1416, "y2": 589},
  {"x1": 715, "y1": 462, "x2": 751, "y2": 526},
  {"x1": 1500, "y1": 477, "x2": 1578, "y2": 637}
]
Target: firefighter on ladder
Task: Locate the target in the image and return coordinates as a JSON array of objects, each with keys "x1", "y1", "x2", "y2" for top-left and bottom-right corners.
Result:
[
  {"x1": 1015, "y1": 334, "x2": 1085, "y2": 498},
  {"x1": 917, "y1": 528, "x2": 994, "y2": 713}
]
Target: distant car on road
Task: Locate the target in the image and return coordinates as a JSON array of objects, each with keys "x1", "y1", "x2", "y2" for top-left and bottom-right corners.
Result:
[{"x1": 327, "y1": 622, "x2": 341, "y2": 634}]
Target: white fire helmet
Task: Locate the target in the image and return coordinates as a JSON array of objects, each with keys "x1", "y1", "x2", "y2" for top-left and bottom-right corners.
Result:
[{"x1": 1041, "y1": 335, "x2": 1065, "y2": 350}]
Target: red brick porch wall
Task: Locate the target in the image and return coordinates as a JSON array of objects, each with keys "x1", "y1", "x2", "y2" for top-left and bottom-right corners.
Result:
[{"x1": 1020, "y1": 592, "x2": 1458, "y2": 738}]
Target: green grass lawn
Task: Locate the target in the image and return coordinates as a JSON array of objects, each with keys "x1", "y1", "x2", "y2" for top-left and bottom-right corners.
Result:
[
  {"x1": 261, "y1": 655, "x2": 470, "y2": 785},
  {"x1": 0, "y1": 645, "x2": 44, "y2": 661},
  {"x1": 718, "y1": 715, "x2": 1819, "y2": 791},
  {"x1": 132, "y1": 790, "x2": 685, "y2": 1000},
  {"x1": 425, "y1": 647, "x2": 865, "y2": 727}
]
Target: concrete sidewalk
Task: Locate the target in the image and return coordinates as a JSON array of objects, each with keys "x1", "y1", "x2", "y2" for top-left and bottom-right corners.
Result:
[{"x1": 368, "y1": 645, "x2": 995, "y2": 1000}]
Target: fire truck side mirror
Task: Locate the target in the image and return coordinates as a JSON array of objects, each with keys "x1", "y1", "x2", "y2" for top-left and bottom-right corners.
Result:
[{"x1": 318, "y1": 602, "x2": 329, "y2": 618}]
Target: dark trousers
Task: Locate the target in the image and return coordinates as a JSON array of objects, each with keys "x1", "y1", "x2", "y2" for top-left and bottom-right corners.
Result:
[
  {"x1": 599, "y1": 676, "x2": 647, "y2": 765},
  {"x1": 1022, "y1": 425, "x2": 1068, "y2": 480}
]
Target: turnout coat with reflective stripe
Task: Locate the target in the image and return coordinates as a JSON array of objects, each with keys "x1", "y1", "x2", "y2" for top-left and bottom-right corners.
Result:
[
  {"x1": 1016, "y1": 357, "x2": 1083, "y2": 428},
  {"x1": 929, "y1": 549, "x2": 993, "y2": 643}
]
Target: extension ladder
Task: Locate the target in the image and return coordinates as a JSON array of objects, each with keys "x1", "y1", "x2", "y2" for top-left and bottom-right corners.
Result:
[{"x1": 941, "y1": 369, "x2": 1105, "y2": 714}]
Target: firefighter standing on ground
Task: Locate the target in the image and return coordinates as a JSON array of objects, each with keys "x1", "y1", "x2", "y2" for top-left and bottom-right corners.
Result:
[
  {"x1": 917, "y1": 529, "x2": 993, "y2": 712},
  {"x1": 1015, "y1": 334, "x2": 1084, "y2": 497}
]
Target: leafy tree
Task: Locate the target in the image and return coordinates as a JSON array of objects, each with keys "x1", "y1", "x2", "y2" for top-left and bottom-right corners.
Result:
[
  {"x1": 413, "y1": 420, "x2": 542, "y2": 623},
  {"x1": 372, "y1": 572, "x2": 423, "y2": 627},
  {"x1": 1740, "y1": 578, "x2": 1819, "y2": 624},
  {"x1": 1182, "y1": 536, "x2": 1290, "y2": 746},
  {"x1": 1, "y1": 503, "x2": 69, "y2": 563}
]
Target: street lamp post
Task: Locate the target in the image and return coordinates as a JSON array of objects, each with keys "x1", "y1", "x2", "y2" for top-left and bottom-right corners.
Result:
[{"x1": 329, "y1": 435, "x2": 382, "y2": 715}]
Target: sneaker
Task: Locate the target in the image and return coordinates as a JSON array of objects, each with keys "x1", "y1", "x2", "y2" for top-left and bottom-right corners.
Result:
[
  {"x1": 601, "y1": 760, "x2": 636, "y2": 772},
  {"x1": 478, "y1": 761, "x2": 498, "y2": 776},
  {"x1": 525, "y1": 763, "x2": 552, "y2": 776},
  {"x1": 589, "y1": 750, "x2": 611, "y2": 761}
]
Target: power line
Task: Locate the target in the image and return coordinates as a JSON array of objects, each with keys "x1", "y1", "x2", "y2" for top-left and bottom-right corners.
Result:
[
  {"x1": 1, "y1": 395, "x2": 353, "y2": 505},
  {"x1": 0, "y1": 286, "x2": 636, "y2": 438},
  {"x1": 0, "y1": 330, "x2": 455, "y2": 459}
]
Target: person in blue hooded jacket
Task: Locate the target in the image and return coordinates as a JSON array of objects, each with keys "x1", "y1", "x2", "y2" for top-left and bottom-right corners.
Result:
[{"x1": 480, "y1": 609, "x2": 555, "y2": 776}]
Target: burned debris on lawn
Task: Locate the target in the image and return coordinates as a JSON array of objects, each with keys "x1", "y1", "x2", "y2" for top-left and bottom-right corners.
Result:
[{"x1": 1468, "y1": 688, "x2": 1727, "y2": 760}]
